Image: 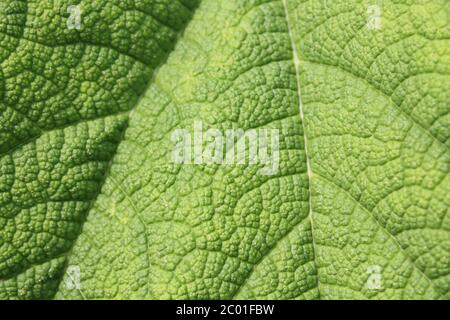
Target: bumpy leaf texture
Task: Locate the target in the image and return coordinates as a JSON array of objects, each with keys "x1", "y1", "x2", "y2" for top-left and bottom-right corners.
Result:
[{"x1": 0, "y1": 0, "x2": 449, "y2": 300}]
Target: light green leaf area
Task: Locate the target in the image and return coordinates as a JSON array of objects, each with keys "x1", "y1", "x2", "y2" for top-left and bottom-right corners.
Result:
[{"x1": 0, "y1": 0, "x2": 449, "y2": 300}]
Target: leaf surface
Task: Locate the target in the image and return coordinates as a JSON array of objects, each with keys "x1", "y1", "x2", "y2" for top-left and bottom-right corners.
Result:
[{"x1": 0, "y1": 0, "x2": 449, "y2": 300}]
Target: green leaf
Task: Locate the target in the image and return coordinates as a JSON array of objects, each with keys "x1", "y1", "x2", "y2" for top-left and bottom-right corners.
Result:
[{"x1": 1, "y1": 0, "x2": 449, "y2": 300}]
